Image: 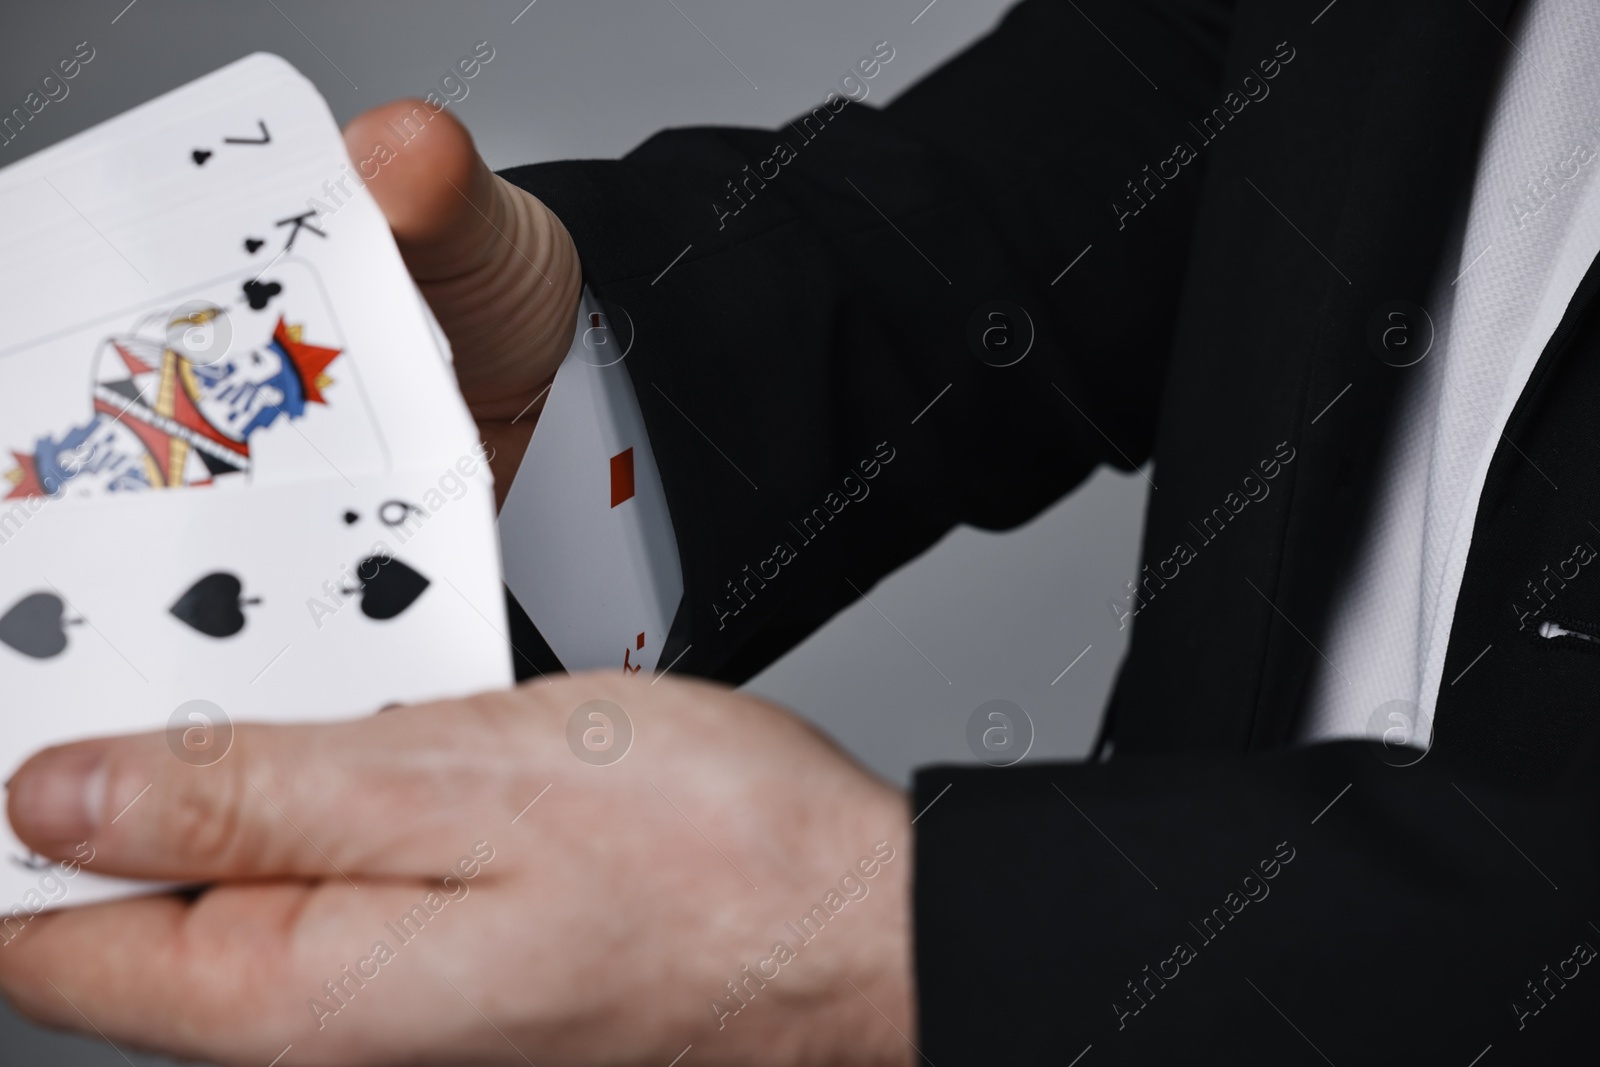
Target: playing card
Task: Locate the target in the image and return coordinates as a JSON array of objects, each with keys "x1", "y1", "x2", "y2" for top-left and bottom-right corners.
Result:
[
  {"x1": 0, "y1": 462, "x2": 508, "y2": 911},
  {"x1": 0, "y1": 54, "x2": 286, "y2": 187},
  {"x1": 0, "y1": 53, "x2": 453, "y2": 379},
  {"x1": 0, "y1": 54, "x2": 478, "y2": 474},
  {"x1": 499, "y1": 292, "x2": 682, "y2": 676},
  {"x1": 0, "y1": 54, "x2": 511, "y2": 918},
  {"x1": 0, "y1": 258, "x2": 387, "y2": 496}
]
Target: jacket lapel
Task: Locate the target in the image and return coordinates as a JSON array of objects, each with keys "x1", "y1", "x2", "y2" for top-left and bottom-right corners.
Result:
[{"x1": 1112, "y1": 0, "x2": 1521, "y2": 753}]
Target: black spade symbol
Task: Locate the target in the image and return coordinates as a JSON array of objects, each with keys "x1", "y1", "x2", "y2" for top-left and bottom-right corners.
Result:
[
  {"x1": 0, "y1": 593, "x2": 77, "y2": 659},
  {"x1": 244, "y1": 237, "x2": 265, "y2": 254},
  {"x1": 170, "y1": 572, "x2": 259, "y2": 638},
  {"x1": 351, "y1": 556, "x2": 430, "y2": 621},
  {"x1": 192, "y1": 148, "x2": 212, "y2": 166},
  {"x1": 242, "y1": 278, "x2": 283, "y2": 310}
]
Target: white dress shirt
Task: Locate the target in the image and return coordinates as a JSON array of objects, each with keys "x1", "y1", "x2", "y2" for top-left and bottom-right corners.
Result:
[{"x1": 1301, "y1": 0, "x2": 1600, "y2": 744}]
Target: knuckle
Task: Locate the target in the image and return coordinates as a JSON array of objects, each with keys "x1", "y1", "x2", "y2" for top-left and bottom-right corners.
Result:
[{"x1": 157, "y1": 760, "x2": 250, "y2": 866}]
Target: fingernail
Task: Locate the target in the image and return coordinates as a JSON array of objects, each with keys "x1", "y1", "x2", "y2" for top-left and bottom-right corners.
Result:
[{"x1": 9, "y1": 747, "x2": 105, "y2": 846}]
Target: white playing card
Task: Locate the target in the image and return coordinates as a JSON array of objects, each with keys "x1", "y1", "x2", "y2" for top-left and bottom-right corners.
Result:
[
  {"x1": 499, "y1": 291, "x2": 682, "y2": 676},
  {"x1": 0, "y1": 54, "x2": 479, "y2": 474},
  {"x1": 0, "y1": 464, "x2": 509, "y2": 912},
  {"x1": 0, "y1": 54, "x2": 511, "y2": 918},
  {"x1": 0, "y1": 257, "x2": 388, "y2": 496},
  {"x1": 0, "y1": 53, "x2": 452, "y2": 374},
  {"x1": 0, "y1": 53, "x2": 287, "y2": 187}
]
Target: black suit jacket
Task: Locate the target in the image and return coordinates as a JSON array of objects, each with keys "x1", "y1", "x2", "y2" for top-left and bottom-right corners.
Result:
[{"x1": 503, "y1": 0, "x2": 1600, "y2": 1060}]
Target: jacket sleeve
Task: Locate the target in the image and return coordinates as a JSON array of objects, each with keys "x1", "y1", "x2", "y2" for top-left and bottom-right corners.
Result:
[
  {"x1": 500, "y1": 0, "x2": 1235, "y2": 681},
  {"x1": 912, "y1": 739, "x2": 1600, "y2": 1061}
]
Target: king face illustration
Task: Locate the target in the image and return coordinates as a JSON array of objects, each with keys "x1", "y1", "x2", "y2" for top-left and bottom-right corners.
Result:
[{"x1": 4, "y1": 304, "x2": 341, "y2": 500}]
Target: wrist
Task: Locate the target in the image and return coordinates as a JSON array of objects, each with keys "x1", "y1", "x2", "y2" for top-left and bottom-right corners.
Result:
[
  {"x1": 833, "y1": 793, "x2": 917, "y2": 1067},
  {"x1": 753, "y1": 789, "x2": 918, "y2": 1067}
]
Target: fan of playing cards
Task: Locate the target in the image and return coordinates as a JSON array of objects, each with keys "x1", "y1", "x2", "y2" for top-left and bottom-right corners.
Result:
[{"x1": 0, "y1": 55, "x2": 512, "y2": 907}]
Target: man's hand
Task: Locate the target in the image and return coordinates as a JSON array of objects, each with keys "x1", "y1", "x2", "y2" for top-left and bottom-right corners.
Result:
[
  {"x1": 0, "y1": 674, "x2": 915, "y2": 1067},
  {"x1": 344, "y1": 99, "x2": 584, "y2": 500}
]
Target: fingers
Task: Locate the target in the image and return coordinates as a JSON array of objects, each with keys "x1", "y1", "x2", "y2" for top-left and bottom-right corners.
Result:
[
  {"x1": 0, "y1": 883, "x2": 446, "y2": 1067},
  {"x1": 342, "y1": 99, "x2": 582, "y2": 419},
  {"x1": 343, "y1": 98, "x2": 486, "y2": 257},
  {"x1": 0, "y1": 890, "x2": 296, "y2": 1063},
  {"x1": 6, "y1": 700, "x2": 521, "y2": 882}
]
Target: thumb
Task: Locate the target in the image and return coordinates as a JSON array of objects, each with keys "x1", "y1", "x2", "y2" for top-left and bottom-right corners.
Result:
[
  {"x1": 5, "y1": 707, "x2": 503, "y2": 883},
  {"x1": 343, "y1": 99, "x2": 583, "y2": 421}
]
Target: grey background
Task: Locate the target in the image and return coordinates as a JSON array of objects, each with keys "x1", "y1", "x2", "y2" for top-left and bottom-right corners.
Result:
[{"x1": 0, "y1": 2, "x2": 1148, "y2": 1061}]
